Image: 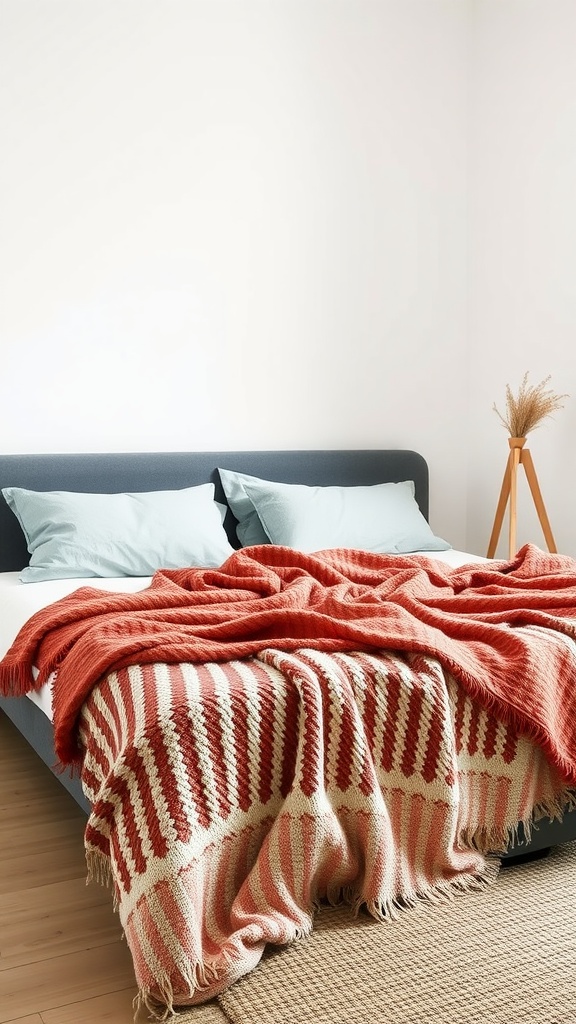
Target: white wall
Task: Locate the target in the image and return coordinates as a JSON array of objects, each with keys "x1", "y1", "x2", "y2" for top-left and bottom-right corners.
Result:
[
  {"x1": 0, "y1": 0, "x2": 469, "y2": 546},
  {"x1": 8, "y1": 2, "x2": 576, "y2": 559},
  {"x1": 468, "y1": 0, "x2": 576, "y2": 557}
]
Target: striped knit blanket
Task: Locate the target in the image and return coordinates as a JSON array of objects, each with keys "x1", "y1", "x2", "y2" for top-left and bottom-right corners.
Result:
[{"x1": 2, "y1": 543, "x2": 576, "y2": 1017}]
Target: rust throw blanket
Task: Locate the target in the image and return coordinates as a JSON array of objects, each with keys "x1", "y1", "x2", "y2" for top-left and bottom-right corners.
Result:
[
  {"x1": 2, "y1": 543, "x2": 576, "y2": 1017},
  {"x1": 2, "y1": 543, "x2": 576, "y2": 781}
]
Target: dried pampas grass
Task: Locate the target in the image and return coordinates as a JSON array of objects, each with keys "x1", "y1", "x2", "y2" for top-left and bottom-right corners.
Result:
[{"x1": 493, "y1": 372, "x2": 568, "y2": 438}]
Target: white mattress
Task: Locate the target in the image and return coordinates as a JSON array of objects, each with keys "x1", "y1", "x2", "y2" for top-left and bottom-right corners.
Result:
[{"x1": 0, "y1": 548, "x2": 489, "y2": 721}]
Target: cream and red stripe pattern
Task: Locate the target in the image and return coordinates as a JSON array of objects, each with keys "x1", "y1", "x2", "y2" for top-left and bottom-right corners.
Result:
[{"x1": 78, "y1": 647, "x2": 571, "y2": 1018}]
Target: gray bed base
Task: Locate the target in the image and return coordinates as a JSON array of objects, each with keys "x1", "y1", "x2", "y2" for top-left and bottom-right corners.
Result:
[{"x1": 0, "y1": 449, "x2": 574, "y2": 858}]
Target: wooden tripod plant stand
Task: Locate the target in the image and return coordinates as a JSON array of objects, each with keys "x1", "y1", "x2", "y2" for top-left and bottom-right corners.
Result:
[{"x1": 486, "y1": 437, "x2": 557, "y2": 559}]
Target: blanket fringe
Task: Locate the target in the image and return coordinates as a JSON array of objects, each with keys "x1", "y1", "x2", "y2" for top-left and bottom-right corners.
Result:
[
  {"x1": 309, "y1": 864, "x2": 498, "y2": 921},
  {"x1": 530, "y1": 786, "x2": 576, "y2": 825},
  {"x1": 134, "y1": 978, "x2": 175, "y2": 1022},
  {"x1": 466, "y1": 786, "x2": 576, "y2": 856},
  {"x1": 85, "y1": 849, "x2": 118, "y2": 908},
  {"x1": 133, "y1": 957, "x2": 226, "y2": 1022},
  {"x1": 309, "y1": 851, "x2": 501, "y2": 930},
  {"x1": 0, "y1": 660, "x2": 37, "y2": 697},
  {"x1": 353, "y1": 859, "x2": 500, "y2": 924}
]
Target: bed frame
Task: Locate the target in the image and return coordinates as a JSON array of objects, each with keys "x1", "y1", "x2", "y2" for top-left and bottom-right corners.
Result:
[{"x1": 0, "y1": 449, "x2": 574, "y2": 858}]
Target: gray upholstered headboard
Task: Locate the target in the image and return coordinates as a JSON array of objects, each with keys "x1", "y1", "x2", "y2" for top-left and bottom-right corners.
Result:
[{"x1": 0, "y1": 450, "x2": 429, "y2": 572}]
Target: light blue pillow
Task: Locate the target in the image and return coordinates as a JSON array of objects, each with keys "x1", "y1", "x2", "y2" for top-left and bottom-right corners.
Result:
[
  {"x1": 217, "y1": 468, "x2": 271, "y2": 546},
  {"x1": 240, "y1": 477, "x2": 451, "y2": 554},
  {"x1": 2, "y1": 483, "x2": 234, "y2": 582}
]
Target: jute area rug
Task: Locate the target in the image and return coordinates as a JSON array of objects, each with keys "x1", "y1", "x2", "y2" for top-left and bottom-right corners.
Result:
[{"x1": 172, "y1": 842, "x2": 576, "y2": 1024}]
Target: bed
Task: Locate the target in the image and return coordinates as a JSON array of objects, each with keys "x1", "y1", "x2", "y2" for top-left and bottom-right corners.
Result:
[
  {"x1": 1, "y1": 448, "x2": 575, "y2": 1019},
  {"x1": 0, "y1": 449, "x2": 432, "y2": 815}
]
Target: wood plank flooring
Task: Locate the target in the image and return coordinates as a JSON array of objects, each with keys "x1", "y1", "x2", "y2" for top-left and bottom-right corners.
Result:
[{"x1": 0, "y1": 709, "x2": 145, "y2": 1024}]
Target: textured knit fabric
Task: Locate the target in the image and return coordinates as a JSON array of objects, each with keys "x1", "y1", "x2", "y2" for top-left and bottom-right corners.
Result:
[
  {"x1": 2, "y1": 543, "x2": 576, "y2": 1015},
  {"x1": 2, "y1": 542, "x2": 576, "y2": 778},
  {"x1": 77, "y1": 651, "x2": 573, "y2": 1017}
]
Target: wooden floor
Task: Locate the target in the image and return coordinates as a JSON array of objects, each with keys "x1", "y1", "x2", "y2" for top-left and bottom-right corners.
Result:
[{"x1": 0, "y1": 709, "x2": 142, "y2": 1024}]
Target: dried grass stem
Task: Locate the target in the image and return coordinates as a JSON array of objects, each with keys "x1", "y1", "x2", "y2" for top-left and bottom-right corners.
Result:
[{"x1": 493, "y1": 372, "x2": 568, "y2": 438}]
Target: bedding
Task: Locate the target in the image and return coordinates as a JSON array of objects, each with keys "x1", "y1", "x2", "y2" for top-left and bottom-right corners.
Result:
[
  {"x1": 0, "y1": 448, "x2": 433, "y2": 816},
  {"x1": 0, "y1": 547, "x2": 484, "y2": 722},
  {"x1": 241, "y1": 478, "x2": 450, "y2": 553},
  {"x1": 2, "y1": 483, "x2": 233, "y2": 581},
  {"x1": 1, "y1": 542, "x2": 576, "y2": 1016},
  {"x1": 217, "y1": 468, "x2": 271, "y2": 546},
  {"x1": 218, "y1": 469, "x2": 450, "y2": 553},
  {"x1": 1, "y1": 449, "x2": 576, "y2": 1020}
]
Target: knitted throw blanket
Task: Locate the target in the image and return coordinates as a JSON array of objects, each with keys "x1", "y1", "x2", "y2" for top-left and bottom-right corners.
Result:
[
  {"x1": 78, "y1": 651, "x2": 570, "y2": 1017},
  {"x1": 2, "y1": 543, "x2": 576, "y2": 779},
  {"x1": 2, "y1": 543, "x2": 576, "y2": 1015}
]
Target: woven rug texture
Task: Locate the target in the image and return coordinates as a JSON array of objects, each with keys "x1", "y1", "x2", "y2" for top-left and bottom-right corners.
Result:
[{"x1": 169, "y1": 840, "x2": 576, "y2": 1024}]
